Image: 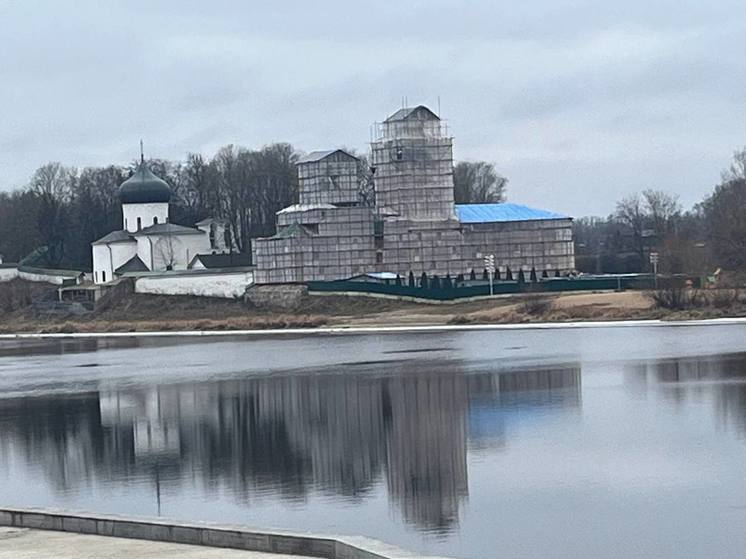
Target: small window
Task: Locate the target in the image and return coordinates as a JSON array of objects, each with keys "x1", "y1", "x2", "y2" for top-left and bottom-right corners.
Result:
[
  {"x1": 153, "y1": 217, "x2": 158, "y2": 224},
  {"x1": 124, "y1": 219, "x2": 128, "y2": 230},
  {"x1": 209, "y1": 224, "x2": 217, "y2": 249},
  {"x1": 137, "y1": 217, "x2": 142, "y2": 231},
  {"x1": 102, "y1": 271, "x2": 106, "y2": 283},
  {"x1": 94, "y1": 271, "x2": 98, "y2": 283},
  {"x1": 376, "y1": 252, "x2": 383, "y2": 264}
]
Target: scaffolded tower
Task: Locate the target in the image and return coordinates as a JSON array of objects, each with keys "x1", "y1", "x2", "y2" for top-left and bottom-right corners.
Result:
[
  {"x1": 252, "y1": 150, "x2": 376, "y2": 283},
  {"x1": 371, "y1": 106, "x2": 456, "y2": 221},
  {"x1": 298, "y1": 150, "x2": 362, "y2": 206}
]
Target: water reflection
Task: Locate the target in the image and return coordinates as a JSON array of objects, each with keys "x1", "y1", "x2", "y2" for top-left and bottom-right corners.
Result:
[
  {"x1": 628, "y1": 352, "x2": 746, "y2": 435},
  {"x1": 0, "y1": 365, "x2": 581, "y2": 533}
]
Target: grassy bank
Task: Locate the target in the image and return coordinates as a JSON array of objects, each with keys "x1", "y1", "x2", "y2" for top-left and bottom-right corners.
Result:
[{"x1": 2, "y1": 280, "x2": 746, "y2": 334}]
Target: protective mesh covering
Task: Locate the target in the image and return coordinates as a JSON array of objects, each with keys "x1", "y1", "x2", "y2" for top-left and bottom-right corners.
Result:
[{"x1": 253, "y1": 105, "x2": 575, "y2": 284}]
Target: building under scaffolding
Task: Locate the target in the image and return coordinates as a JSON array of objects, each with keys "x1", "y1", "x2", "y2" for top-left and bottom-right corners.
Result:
[{"x1": 252, "y1": 105, "x2": 574, "y2": 284}]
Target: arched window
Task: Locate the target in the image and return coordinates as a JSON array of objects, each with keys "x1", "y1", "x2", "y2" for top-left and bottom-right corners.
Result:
[
  {"x1": 153, "y1": 216, "x2": 158, "y2": 225},
  {"x1": 137, "y1": 217, "x2": 142, "y2": 231}
]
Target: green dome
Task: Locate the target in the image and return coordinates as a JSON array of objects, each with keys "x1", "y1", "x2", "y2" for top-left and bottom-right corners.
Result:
[{"x1": 118, "y1": 162, "x2": 171, "y2": 204}]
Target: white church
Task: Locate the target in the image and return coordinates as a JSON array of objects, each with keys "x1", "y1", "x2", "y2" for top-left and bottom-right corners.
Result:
[{"x1": 92, "y1": 157, "x2": 232, "y2": 284}]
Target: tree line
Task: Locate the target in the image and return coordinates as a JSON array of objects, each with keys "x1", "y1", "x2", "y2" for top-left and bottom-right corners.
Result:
[
  {"x1": 574, "y1": 147, "x2": 746, "y2": 276},
  {"x1": 0, "y1": 145, "x2": 504, "y2": 270}
]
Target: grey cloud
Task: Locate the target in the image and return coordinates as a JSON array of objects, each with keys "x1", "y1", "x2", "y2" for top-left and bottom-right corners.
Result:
[{"x1": 1, "y1": 1, "x2": 745, "y2": 215}]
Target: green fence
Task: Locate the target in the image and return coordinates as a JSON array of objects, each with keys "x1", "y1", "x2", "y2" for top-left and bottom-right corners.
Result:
[{"x1": 307, "y1": 275, "x2": 659, "y2": 301}]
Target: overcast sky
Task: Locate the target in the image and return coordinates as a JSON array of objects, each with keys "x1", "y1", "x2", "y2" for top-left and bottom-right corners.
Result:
[{"x1": 1, "y1": 1, "x2": 744, "y2": 215}]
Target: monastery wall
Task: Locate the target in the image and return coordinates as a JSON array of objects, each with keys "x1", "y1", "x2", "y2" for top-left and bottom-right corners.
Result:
[
  {"x1": 135, "y1": 270, "x2": 254, "y2": 299},
  {"x1": 0, "y1": 267, "x2": 18, "y2": 282}
]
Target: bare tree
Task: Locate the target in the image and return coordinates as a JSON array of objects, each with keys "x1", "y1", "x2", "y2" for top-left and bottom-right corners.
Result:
[
  {"x1": 642, "y1": 189, "x2": 681, "y2": 237},
  {"x1": 30, "y1": 162, "x2": 75, "y2": 266},
  {"x1": 615, "y1": 193, "x2": 646, "y2": 265},
  {"x1": 453, "y1": 161, "x2": 507, "y2": 204},
  {"x1": 722, "y1": 146, "x2": 746, "y2": 182}
]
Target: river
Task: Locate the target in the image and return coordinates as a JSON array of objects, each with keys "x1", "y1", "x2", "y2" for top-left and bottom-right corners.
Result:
[{"x1": 1, "y1": 324, "x2": 745, "y2": 558}]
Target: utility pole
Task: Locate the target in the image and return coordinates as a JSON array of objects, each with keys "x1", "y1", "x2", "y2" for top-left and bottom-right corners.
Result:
[{"x1": 484, "y1": 254, "x2": 495, "y2": 296}]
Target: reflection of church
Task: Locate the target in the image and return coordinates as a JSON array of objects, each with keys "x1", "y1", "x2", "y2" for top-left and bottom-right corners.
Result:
[
  {"x1": 91, "y1": 156, "x2": 232, "y2": 285},
  {"x1": 0, "y1": 364, "x2": 582, "y2": 532}
]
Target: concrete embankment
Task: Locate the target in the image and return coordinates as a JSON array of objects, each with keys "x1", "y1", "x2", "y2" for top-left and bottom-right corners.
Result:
[{"x1": 0, "y1": 508, "x2": 448, "y2": 559}]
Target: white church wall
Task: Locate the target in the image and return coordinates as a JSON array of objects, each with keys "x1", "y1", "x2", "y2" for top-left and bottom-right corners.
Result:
[
  {"x1": 134, "y1": 270, "x2": 254, "y2": 299},
  {"x1": 136, "y1": 236, "x2": 153, "y2": 270},
  {"x1": 0, "y1": 267, "x2": 19, "y2": 282},
  {"x1": 92, "y1": 244, "x2": 113, "y2": 284},
  {"x1": 149, "y1": 234, "x2": 211, "y2": 272},
  {"x1": 123, "y1": 202, "x2": 169, "y2": 233},
  {"x1": 93, "y1": 243, "x2": 137, "y2": 284}
]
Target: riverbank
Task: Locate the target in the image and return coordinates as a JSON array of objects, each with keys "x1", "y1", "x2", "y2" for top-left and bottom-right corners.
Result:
[
  {"x1": 2, "y1": 280, "x2": 746, "y2": 334},
  {"x1": 0, "y1": 507, "x2": 429, "y2": 559}
]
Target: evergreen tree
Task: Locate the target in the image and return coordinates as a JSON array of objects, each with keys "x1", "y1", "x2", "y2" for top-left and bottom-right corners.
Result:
[
  {"x1": 408, "y1": 271, "x2": 416, "y2": 287},
  {"x1": 495, "y1": 268, "x2": 501, "y2": 281},
  {"x1": 444, "y1": 274, "x2": 453, "y2": 289},
  {"x1": 530, "y1": 267, "x2": 538, "y2": 282},
  {"x1": 518, "y1": 269, "x2": 526, "y2": 284},
  {"x1": 482, "y1": 268, "x2": 489, "y2": 281},
  {"x1": 506, "y1": 267, "x2": 513, "y2": 281},
  {"x1": 431, "y1": 275, "x2": 441, "y2": 290},
  {"x1": 469, "y1": 269, "x2": 476, "y2": 281},
  {"x1": 420, "y1": 271, "x2": 428, "y2": 289},
  {"x1": 395, "y1": 274, "x2": 402, "y2": 286},
  {"x1": 542, "y1": 269, "x2": 549, "y2": 278},
  {"x1": 555, "y1": 269, "x2": 561, "y2": 277}
]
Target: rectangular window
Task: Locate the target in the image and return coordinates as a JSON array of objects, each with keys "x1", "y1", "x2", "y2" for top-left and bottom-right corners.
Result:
[{"x1": 102, "y1": 271, "x2": 106, "y2": 283}]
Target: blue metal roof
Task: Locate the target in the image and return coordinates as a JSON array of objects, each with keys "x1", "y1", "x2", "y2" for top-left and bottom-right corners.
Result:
[{"x1": 455, "y1": 203, "x2": 568, "y2": 223}]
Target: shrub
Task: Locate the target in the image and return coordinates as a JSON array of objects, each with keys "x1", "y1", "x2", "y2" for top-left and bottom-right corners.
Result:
[
  {"x1": 519, "y1": 294, "x2": 553, "y2": 315},
  {"x1": 708, "y1": 289, "x2": 738, "y2": 309},
  {"x1": 649, "y1": 287, "x2": 703, "y2": 310}
]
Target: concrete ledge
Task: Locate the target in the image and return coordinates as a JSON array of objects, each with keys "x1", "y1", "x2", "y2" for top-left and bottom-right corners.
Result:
[{"x1": 0, "y1": 507, "x2": 448, "y2": 559}]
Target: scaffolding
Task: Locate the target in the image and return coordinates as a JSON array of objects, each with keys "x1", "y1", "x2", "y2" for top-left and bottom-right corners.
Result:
[{"x1": 253, "y1": 105, "x2": 575, "y2": 285}]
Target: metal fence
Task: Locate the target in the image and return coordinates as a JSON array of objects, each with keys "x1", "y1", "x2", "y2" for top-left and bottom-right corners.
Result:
[{"x1": 307, "y1": 275, "x2": 660, "y2": 301}]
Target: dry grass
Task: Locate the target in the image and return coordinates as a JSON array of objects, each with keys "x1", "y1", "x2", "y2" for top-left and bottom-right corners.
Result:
[{"x1": 6, "y1": 279, "x2": 746, "y2": 334}]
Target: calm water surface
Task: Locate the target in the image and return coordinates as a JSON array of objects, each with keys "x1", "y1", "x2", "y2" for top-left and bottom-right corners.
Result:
[{"x1": 1, "y1": 326, "x2": 746, "y2": 558}]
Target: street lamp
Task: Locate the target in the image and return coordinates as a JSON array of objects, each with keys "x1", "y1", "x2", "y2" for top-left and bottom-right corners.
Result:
[
  {"x1": 484, "y1": 254, "x2": 495, "y2": 296},
  {"x1": 650, "y1": 252, "x2": 659, "y2": 289}
]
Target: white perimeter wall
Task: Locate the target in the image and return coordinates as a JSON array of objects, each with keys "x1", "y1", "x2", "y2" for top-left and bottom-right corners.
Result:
[
  {"x1": 135, "y1": 271, "x2": 254, "y2": 299},
  {"x1": 0, "y1": 267, "x2": 19, "y2": 282},
  {"x1": 17, "y1": 270, "x2": 69, "y2": 285}
]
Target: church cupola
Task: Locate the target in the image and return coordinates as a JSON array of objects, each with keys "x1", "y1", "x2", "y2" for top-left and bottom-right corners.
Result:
[
  {"x1": 119, "y1": 152, "x2": 171, "y2": 233},
  {"x1": 118, "y1": 161, "x2": 171, "y2": 205}
]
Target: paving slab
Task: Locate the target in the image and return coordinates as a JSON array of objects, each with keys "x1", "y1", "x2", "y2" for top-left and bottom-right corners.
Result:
[{"x1": 0, "y1": 527, "x2": 311, "y2": 559}]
